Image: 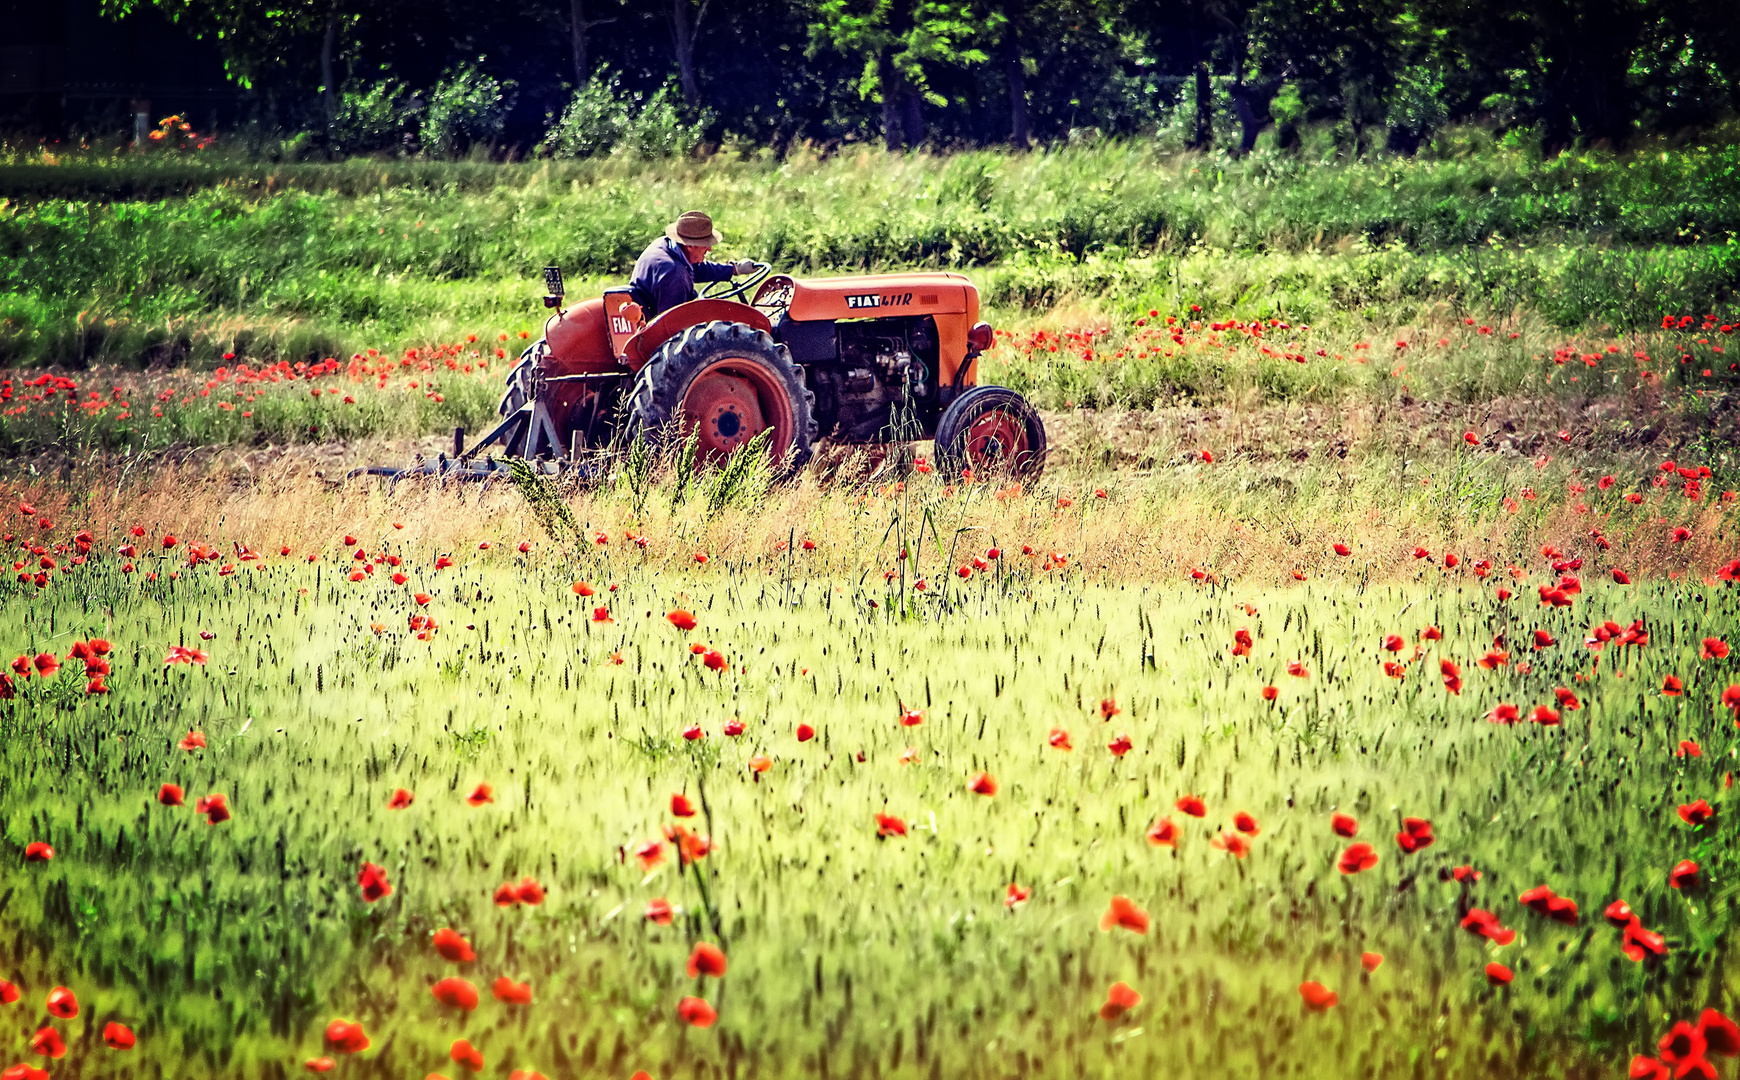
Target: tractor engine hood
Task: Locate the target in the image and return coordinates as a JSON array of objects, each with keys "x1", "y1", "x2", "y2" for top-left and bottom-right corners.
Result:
[{"x1": 786, "y1": 272, "x2": 977, "y2": 323}]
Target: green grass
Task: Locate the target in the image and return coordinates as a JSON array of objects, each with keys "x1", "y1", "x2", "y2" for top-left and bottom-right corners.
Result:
[
  {"x1": 4, "y1": 531, "x2": 1740, "y2": 1077},
  {"x1": 3, "y1": 139, "x2": 1739, "y2": 378}
]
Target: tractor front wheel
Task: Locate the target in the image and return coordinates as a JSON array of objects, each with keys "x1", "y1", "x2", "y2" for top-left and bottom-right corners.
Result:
[
  {"x1": 626, "y1": 320, "x2": 817, "y2": 473},
  {"x1": 933, "y1": 385, "x2": 1047, "y2": 478}
]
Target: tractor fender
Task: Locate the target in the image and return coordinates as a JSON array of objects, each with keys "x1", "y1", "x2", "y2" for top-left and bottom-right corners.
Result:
[
  {"x1": 541, "y1": 297, "x2": 617, "y2": 376},
  {"x1": 623, "y1": 299, "x2": 772, "y2": 371}
]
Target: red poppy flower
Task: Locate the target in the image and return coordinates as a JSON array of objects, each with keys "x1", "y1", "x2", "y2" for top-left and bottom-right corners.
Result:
[
  {"x1": 466, "y1": 783, "x2": 494, "y2": 806},
  {"x1": 1100, "y1": 895, "x2": 1149, "y2": 934},
  {"x1": 644, "y1": 898, "x2": 674, "y2": 925},
  {"x1": 667, "y1": 610, "x2": 697, "y2": 631},
  {"x1": 1679, "y1": 799, "x2": 1716, "y2": 827},
  {"x1": 1530, "y1": 705, "x2": 1561, "y2": 726},
  {"x1": 722, "y1": 718, "x2": 744, "y2": 736},
  {"x1": 449, "y1": 1038, "x2": 484, "y2": 1072},
  {"x1": 102, "y1": 1022, "x2": 135, "y2": 1049},
  {"x1": 44, "y1": 988, "x2": 76, "y2": 1019},
  {"x1": 1298, "y1": 981, "x2": 1338, "y2": 1011},
  {"x1": 28, "y1": 1028, "x2": 64, "y2": 1060},
  {"x1": 1286, "y1": 660, "x2": 1309, "y2": 678},
  {"x1": 1382, "y1": 634, "x2": 1404, "y2": 653},
  {"x1": 1422, "y1": 625, "x2": 1442, "y2": 641},
  {"x1": 1623, "y1": 919, "x2": 1668, "y2": 962},
  {"x1": 1171, "y1": 795, "x2": 1207, "y2": 819},
  {"x1": 1487, "y1": 703, "x2": 1520, "y2": 724},
  {"x1": 432, "y1": 928, "x2": 474, "y2": 962},
  {"x1": 492, "y1": 977, "x2": 533, "y2": 1005},
  {"x1": 747, "y1": 754, "x2": 772, "y2": 773},
  {"x1": 1, "y1": 981, "x2": 21, "y2": 1005},
  {"x1": 1680, "y1": 740, "x2": 1703, "y2": 757},
  {"x1": 1232, "y1": 811, "x2": 1259, "y2": 835},
  {"x1": 1145, "y1": 816, "x2": 1179, "y2": 847},
  {"x1": 431, "y1": 977, "x2": 479, "y2": 1011},
  {"x1": 493, "y1": 881, "x2": 521, "y2": 907},
  {"x1": 1670, "y1": 859, "x2": 1700, "y2": 889},
  {"x1": 682, "y1": 724, "x2": 705, "y2": 740},
  {"x1": 1460, "y1": 908, "x2": 1516, "y2": 945},
  {"x1": 1333, "y1": 543, "x2": 1352, "y2": 556},
  {"x1": 178, "y1": 731, "x2": 206, "y2": 751},
  {"x1": 387, "y1": 787, "x2": 414, "y2": 809},
  {"x1": 967, "y1": 771, "x2": 997, "y2": 795},
  {"x1": 1604, "y1": 899, "x2": 1636, "y2": 927},
  {"x1": 1444, "y1": 553, "x2": 1461, "y2": 568},
  {"x1": 1613, "y1": 569, "x2": 1632, "y2": 584},
  {"x1": 1338, "y1": 842, "x2": 1378, "y2": 874},
  {"x1": 1478, "y1": 649, "x2": 1509, "y2": 670},
  {"x1": 357, "y1": 861, "x2": 392, "y2": 903},
  {"x1": 702, "y1": 650, "x2": 727, "y2": 671},
  {"x1": 1361, "y1": 952, "x2": 1383, "y2": 972},
  {"x1": 1396, "y1": 817, "x2": 1434, "y2": 853},
  {"x1": 899, "y1": 708, "x2": 924, "y2": 727},
  {"x1": 1702, "y1": 638, "x2": 1730, "y2": 660},
  {"x1": 1107, "y1": 733, "x2": 1132, "y2": 756},
  {"x1": 1331, "y1": 813, "x2": 1358, "y2": 837},
  {"x1": 1005, "y1": 882, "x2": 1030, "y2": 908},
  {"x1": 1099, "y1": 981, "x2": 1141, "y2": 1020},
  {"x1": 1555, "y1": 687, "x2": 1581, "y2": 710},
  {"x1": 1260, "y1": 685, "x2": 1278, "y2": 700},
  {"x1": 875, "y1": 812, "x2": 908, "y2": 838},
  {"x1": 325, "y1": 1020, "x2": 369, "y2": 1055},
  {"x1": 1048, "y1": 728, "x2": 1072, "y2": 750},
  {"x1": 687, "y1": 942, "x2": 728, "y2": 978},
  {"x1": 1485, "y1": 962, "x2": 1513, "y2": 985},
  {"x1": 1098, "y1": 697, "x2": 1119, "y2": 719},
  {"x1": 1452, "y1": 865, "x2": 1481, "y2": 882},
  {"x1": 23, "y1": 843, "x2": 52, "y2": 863},
  {"x1": 669, "y1": 793, "x2": 697, "y2": 818},
  {"x1": 303, "y1": 1058, "x2": 335, "y2": 1074},
  {"x1": 796, "y1": 722, "x2": 815, "y2": 742},
  {"x1": 676, "y1": 996, "x2": 717, "y2": 1028},
  {"x1": 1725, "y1": 685, "x2": 1740, "y2": 716},
  {"x1": 1230, "y1": 628, "x2": 1254, "y2": 657},
  {"x1": 571, "y1": 581, "x2": 595, "y2": 597},
  {"x1": 1212, "y1": 831, "x2": 1250, "y2": 858},
  {"x1": 188, "y1": 791, "x2": 229, "y2": 824},
  {"x1": 1697, "y1": 1009, "x2": 1740, "y2": 1057},
  {"x1": 514, "y1": 876, "x2": 545, "y2": 905}
]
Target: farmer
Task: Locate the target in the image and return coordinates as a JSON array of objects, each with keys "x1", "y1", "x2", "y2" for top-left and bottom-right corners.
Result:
[{"x1": 627, "y1": 210, "x2": 757, "y2": 321}]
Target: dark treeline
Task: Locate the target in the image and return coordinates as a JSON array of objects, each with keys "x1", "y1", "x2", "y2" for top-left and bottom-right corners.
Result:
[{"x1": 31, "y1": 0, "x2": 1740, "y2": 154}]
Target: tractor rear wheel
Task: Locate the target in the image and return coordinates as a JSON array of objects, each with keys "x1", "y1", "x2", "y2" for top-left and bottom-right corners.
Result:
[
  {"x1": 626, "y1": 320, "x2": 816, "y2": 473},
  {"x1": 933, "y1": 385, "x2": 1047, "y2": 478}
]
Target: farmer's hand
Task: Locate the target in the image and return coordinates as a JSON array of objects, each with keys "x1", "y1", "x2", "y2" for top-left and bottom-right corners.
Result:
[{"x1": 733, "y1": 258, "x2": 757, "y2": 275}]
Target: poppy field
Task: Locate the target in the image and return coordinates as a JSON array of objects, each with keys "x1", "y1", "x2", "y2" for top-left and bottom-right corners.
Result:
[{"x1": 1, "y1": 449, "x2": 1739, "y2": 1080}]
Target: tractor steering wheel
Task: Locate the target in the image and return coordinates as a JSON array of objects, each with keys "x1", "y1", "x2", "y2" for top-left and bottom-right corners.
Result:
[{"x1": 699, "y1": 261, "x2": 772, "y2": 303}]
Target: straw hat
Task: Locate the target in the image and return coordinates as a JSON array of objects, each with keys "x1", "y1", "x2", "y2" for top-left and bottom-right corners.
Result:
[{"x1": 665, "y1": 210, "x2": 723, "y2": 247}]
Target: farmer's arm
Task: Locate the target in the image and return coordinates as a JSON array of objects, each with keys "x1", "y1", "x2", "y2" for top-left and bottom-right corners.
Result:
[{"x1": 691, "y1": 259, "x2": 738, "y2": 284}]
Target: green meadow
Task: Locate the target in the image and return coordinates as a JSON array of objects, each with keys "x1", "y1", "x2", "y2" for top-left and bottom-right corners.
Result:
[{"x1": 3, "y1": 541, "x2": 1738, "y2": 1078}]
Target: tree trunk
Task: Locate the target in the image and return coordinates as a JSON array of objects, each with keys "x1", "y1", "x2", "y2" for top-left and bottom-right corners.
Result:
[
  {"x1": 903, "y1": 88, "x2": 924, "y2": 149},
  {"x1": 1191, "y1": 30, "x2": 1212, "y2": 150},
  {"x1": 571, "y1": 0, "x2": 590, "y2": 85},
  {"x1": 320, "y1": 13, "x2": 338, "y2": 126},
  {"x1": 880, "y1": 51, "x2": 904, "y2": 150},
  {"x1": 1230, "y1": 86, "x2": 1260, "y2": 154},
  {"x1": 668, "y1": 0, "x2": 710, "y2": 107},
  {"x1": 1004, "y1": 29, "x2": 1029, "y2": 146}
]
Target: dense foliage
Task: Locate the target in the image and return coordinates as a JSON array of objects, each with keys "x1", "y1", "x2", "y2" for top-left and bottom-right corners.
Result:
[{"x1": 85, "y1": 0, "x2": 1739, "y2": 156}]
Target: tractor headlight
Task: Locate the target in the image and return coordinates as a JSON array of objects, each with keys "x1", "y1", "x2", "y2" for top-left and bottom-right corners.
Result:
[{"x1": 966, "y1": 321, "x2": 994, "y2": 355}]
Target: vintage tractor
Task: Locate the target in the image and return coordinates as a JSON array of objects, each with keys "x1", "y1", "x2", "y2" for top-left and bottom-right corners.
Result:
[{"x1": 387, "y1": 262, "x2": 1045, "y2": 481}]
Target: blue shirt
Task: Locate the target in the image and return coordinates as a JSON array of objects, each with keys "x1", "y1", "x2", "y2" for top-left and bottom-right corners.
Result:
[{"x1": 628, "y1": 237, "x2": 736, "y2": 319}]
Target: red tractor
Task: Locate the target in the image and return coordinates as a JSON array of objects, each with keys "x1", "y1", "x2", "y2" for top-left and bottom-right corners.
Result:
[{"x1": 435, "y1": 263, "x2": 1046, "y2": 478}]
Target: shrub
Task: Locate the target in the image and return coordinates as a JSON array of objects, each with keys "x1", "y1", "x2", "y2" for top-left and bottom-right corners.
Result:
[
  {"x1": 420, "y1": 61, "x2": 516, "y2": 158},
  {"x1": 541, "y1": 70, "x2": 702, "y2": 160},
  {"x1": 330, "y1": 79, "x2": 416, "y2": 156}
]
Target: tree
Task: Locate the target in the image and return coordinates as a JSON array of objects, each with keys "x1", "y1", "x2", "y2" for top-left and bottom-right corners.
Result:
[
  {"x1": 665, "y1": 0, "x2": 711, "y2": 107},
  {"x1": 810, "y1": 0, "x2": 995, "y2": 149},
  {"x1": 570, "y1": 0, "x2": 617, "y2": 86}
]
